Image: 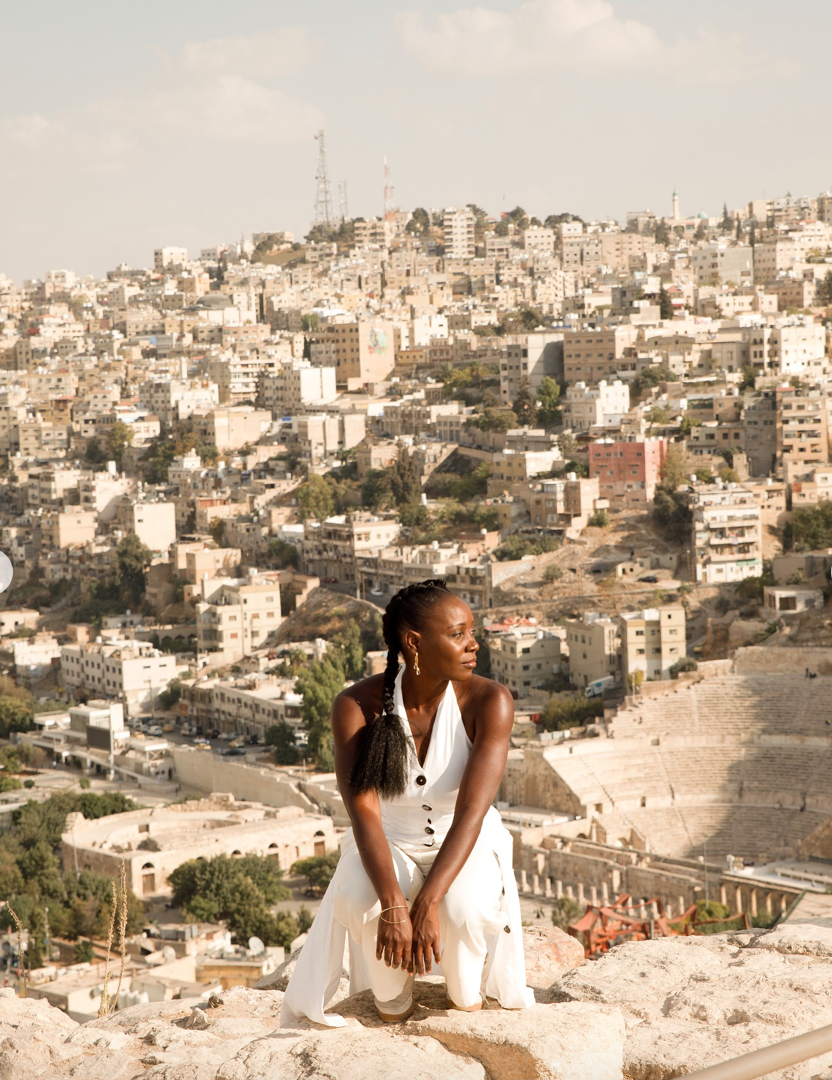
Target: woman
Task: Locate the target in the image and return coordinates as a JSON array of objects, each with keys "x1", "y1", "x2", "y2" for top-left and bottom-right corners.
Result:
[{"x1": 281, "y1": 579, "x2": 532, "y2": 1027}]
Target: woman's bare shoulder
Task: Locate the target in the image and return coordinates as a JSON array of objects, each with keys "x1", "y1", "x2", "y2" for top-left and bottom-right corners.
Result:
[{"x1": 333, "y1": 673, "x2": 386, "y2": 725}]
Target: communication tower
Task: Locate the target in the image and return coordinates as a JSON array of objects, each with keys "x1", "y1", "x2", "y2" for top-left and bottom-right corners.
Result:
[
  {"x1": 383, "y1": 156, "x2": 397, "y2": 222},
  {"x1": 338, "y1": 180, "x2": 349, "y2": 223},
  {"x1": 313, "y1": 130, "x2": 334, "y2": 228}
]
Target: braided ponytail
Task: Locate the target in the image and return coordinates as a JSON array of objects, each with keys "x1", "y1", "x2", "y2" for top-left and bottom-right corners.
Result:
[{"x1": 348, "y1": 579, "x2": 450, "y2": 799}]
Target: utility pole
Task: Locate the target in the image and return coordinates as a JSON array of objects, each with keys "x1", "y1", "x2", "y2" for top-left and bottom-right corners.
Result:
[{"x1": 313, "y1": 131, "x2": 334, "y2": 229}]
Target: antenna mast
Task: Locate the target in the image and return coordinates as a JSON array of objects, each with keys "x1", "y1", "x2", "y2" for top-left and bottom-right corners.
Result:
[
  {"x1": 383, "y1": 156, "x2": 396, "y2": 222},
  {"x1": 313, "y1": 130, "x2": 334, "y2": 228}
]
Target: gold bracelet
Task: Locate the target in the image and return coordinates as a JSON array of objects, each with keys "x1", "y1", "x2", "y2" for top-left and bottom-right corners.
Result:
[
  {"x1": 379, "y1": 913, "x2": 410, "y2": 924},
  {"x1": 379, "y1": 905, "x2": 408, "y2": 916}
]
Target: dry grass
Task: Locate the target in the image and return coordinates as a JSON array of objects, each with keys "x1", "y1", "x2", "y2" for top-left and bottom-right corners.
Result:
[
  {"x1": 6, "y1": 904, "x2": 26, "y2": 998},
  {"x1": 97, "y1": 880, "x2": 118, "y2": 1017}
]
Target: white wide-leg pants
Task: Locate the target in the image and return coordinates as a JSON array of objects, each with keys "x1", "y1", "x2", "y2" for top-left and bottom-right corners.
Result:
[{"x1": 333, "y1": 837, "x2": 505, "y2": 1012}]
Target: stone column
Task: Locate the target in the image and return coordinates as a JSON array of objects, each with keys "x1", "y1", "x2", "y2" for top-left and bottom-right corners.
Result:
[
  {"x1": 590, "y1": 886, "x2": 598, "y2": 906},
  {"x1": 555, "y1": 879, "x2": 563, "y2": 899},
  {"x1": 532, "y1": 873, "x2": 541, "y2": 896},
  {"x1": 544, "y1": 877, "x2": 553, "y2": 898},
  {"x1": 577, "y1": 883, "x2": 586, "y2": 905}
]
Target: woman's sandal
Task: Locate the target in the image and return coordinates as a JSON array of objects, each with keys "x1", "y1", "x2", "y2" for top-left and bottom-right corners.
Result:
[
  {"x1": 375, "y1": 1000, "x2": 416, "y2": 1023},
  {"x1": 445, "y1": 996, "x2": 483, "y2": 1012}
]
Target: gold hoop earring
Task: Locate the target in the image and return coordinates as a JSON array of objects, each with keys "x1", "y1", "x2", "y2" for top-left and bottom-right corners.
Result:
[{"x1": 413, "y1": 652, "x2": 420, "y2": 676}]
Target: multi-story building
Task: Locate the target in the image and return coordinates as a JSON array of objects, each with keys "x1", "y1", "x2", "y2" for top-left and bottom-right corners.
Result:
[
  {"x1": 154, "y1": 247, "x2": 188, "y2": 270},
  {"x1": 519, "y1": 475, "x2": 602, "y2": 530},
  {"x1": 301, "y1": 513, "x2": 400, "y2": 586},
  {"x1": 60, "y1": 640, "x2": 179, "y2": 717},
  {"x1": 564, "y1": 614, "x2": 620, "y2": 688},
  {"x1": 443, "y1": 207, "x2": 475, "y2": 260},
  {"x1": 356, "y1": 540, "x2": 495, "y2": 609},
  {"x1": 620, "y1": 605, "x2": 686, "y2": 683},
  {"x1": 562, "y1": 326, "x2": 639, "y2": 383},
  {"x1": 561, "y1": 380, "x2": 630, "y2": 433},
  {"x1": 742, "y1": 390, "x2": 778, "y2": 476},
  {"x1": 775, "y1": 386, "x2": 830, "y2": 480},
  {"x1": 192, "y1": 407, "x2": 273, "y2": 451},
  {"x1": 691, "y1": 484, "x2": 763, "y2": 584},
  {"x1": 499, "y1": 332, "x2": 564, "y2": 405},
  {"x1": 139, "y1": 378, "x2": 218, "y2": 428},
  {"x1": 312, "y1": 320, "x2": 396, "y2": 388},
  {"x1": 42, "y1": 510, "x2": 97, "y2": 552},
  {"x1": 690, "y1": 243, "x2": 754, "y2": 286},
  {"x1": 116, "y1": 498, "x2": 177, "y2": 553},
  {"x1": 588, "y1": 438, "x2": 667, "y2": 502},
  {"x1": 195, "y1": 575, "x2": 283, "y2": 661},
  {"x1": 487, "y1": 624, "x2": 562, "y2": 698},
  {"x1": 257, "y1": 361, "x2": 337, "y2": 416}
]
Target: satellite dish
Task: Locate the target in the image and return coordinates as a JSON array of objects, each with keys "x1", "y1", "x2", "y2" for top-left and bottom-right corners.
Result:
[
  {"x1": 161, "y1": 945, "x2": 176, "y2": 962},
  {"x1": 248, "y1": 936, "x2": 265, "y2": 955}
]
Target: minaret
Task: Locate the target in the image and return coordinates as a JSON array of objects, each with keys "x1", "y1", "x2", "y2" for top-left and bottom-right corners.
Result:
[{"x1": 672, "y1": 188, "x2": 680, "y2": 222}]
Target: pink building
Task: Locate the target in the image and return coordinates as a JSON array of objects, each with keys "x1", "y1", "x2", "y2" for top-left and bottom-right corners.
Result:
[{"x1": 588, "y1": 438, "x2": 667, "y2": 502}]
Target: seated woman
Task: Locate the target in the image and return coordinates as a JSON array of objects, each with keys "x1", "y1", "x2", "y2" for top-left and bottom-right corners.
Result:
[{"x1": 281, "y1": 579, "x2": 532, "y2": 1026}]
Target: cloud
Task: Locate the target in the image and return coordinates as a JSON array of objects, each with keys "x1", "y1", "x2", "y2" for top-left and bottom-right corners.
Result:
[
  {"x1": 397, "y1": 0, "x2": 796, "y2": 84},
  {"x1": 0, "y1": 27, "x2": 324, "y2": 172}
]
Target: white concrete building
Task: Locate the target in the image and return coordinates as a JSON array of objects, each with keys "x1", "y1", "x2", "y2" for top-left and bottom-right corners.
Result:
[
  {"x1": 691, "y1": 484, "x2": 763, "y2": 584},
  {"x1": 562, "y1": 380, "x2": 631, "y2": 433},
  {"x1": 60, "y1": 640, "x2": 179, "y2": 716}
]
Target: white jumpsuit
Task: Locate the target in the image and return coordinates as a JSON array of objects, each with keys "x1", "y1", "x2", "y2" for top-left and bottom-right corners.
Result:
[{"x1": 280, "y1": 667, "x2": 533, "y2": 1027}]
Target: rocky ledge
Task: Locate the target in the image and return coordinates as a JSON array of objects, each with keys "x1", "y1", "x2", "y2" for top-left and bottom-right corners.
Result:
[{"x1": 6, "y1": 919, "x2": 832, "y2": 1080}]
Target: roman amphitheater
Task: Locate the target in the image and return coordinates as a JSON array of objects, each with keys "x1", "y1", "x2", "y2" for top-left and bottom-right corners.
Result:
[{"x1": 503, "y1": 647, "x2": 832, "y2": 921}]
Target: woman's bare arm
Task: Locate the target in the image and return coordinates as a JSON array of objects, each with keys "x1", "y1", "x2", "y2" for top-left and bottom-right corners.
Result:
[{"x1": 332, "y1": 685, "x2": 412, "y2": 970}]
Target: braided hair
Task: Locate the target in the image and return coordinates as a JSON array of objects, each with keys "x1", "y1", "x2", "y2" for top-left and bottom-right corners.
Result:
[{"x1": 349, "y1": 579, "x2": 451, "y2": 799}]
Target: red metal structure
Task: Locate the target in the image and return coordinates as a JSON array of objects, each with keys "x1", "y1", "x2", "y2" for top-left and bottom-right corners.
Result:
[{"x1": 567, "y1": 893, "x2": 749, "y2": 959}]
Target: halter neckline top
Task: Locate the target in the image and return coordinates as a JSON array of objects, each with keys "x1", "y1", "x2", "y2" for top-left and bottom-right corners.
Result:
[{"x1": 379, "y1": 665, "x2": 473, "y2": 851}]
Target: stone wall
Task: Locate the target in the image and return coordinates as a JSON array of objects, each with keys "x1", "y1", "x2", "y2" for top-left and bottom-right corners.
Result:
[{"x1": 171, "y1": 748, "x2": 317, "y2": 811}]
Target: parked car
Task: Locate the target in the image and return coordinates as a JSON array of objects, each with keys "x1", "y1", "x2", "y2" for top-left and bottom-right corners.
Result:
[
  {"x1": 639, "y1": 575, "x2": 659, "y2": 583},
  {"x1": 322, "y1": 577, "x2": 337, "y2": 584}
]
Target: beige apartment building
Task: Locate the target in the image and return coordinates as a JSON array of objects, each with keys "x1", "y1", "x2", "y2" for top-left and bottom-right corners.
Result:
[
  {"x1": 564, "y1": 614, "x2": 620, "y2": 688},
  {"x1": 301, "y1": 513, "x2": 400, "y2": 586},
  {"x1": 562, "y1": 326, "x2": 639, "y2": 383},
  {"x1": 488, "y1": 625, "x2": 562, "y2": 698},
  {"x1": 195, "y1": 576, "x2": 283, "y2": 661},
  {"x1": 313, "y1": 320, "x2": 396, "y2": 388},
  {"x1": 620, "y1": 605, "x2": 686, "y2": 683},
  {"x1": 43, "y1": 510, "x2": 97, "y2": 551},
  {"x1": 443, "y1": 207, "x2": 475, "y2": 260},
  {"x1": 499, "y1": 332, "x2": 564, "y2": 405},
  {"x1": 61, "y1": 640, "x2": 179, "y2": 716},
  {"x1": 520, "y1": 474, "x2": 602, "y2": 530},
  {"x1": 117, "y1": 498, "x2": 177, "y2": 553},
  {"x1": 257, "y1": 361, "x2": 337, "y2": 415},
  {"x1": 356, "y1": 540, "x2": 494, "y2": 610},
  {"x1": 775, "y1": 386, "x2": 830, "y2": 480},
  {"x1": 192, "y1": 407, "x2": 273, "y2": 451},
  {"x1": 691, "y1": 484, "x2": 763, "y2": 584}
]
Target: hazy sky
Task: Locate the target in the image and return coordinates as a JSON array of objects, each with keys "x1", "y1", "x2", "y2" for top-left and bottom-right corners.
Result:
[{"x1": 2, "y1": 0, "x2": 831, "y2": 283}]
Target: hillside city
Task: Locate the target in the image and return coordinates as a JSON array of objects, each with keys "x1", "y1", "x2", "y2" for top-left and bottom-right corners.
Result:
[{"x1": 4, "y1": 182, "x2": 832, "y2": 1020}]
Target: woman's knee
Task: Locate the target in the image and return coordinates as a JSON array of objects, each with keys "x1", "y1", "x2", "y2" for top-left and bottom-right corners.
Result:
[{"x1": 441, "y1": 846, "x2": 502, "y2": 929}]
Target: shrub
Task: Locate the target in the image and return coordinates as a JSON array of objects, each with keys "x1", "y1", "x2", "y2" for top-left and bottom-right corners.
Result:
[{"x1": 588, "y1": 510, "x2": 610, "y2": 528}]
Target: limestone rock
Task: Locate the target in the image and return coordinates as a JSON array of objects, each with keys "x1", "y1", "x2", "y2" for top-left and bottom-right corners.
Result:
[
  {"x1": 215, "y1": 1024, "x2": 486, "y2": 1080},
  {"x1": 554, "y1": 930, "x2": 832, "y2": 1079},
  {"x1": 522, "y1": 925, "x2": 585, "y2": 999},
  {"x1": 405, "y1": 1001, "x2": 624, "y2": 1080}
]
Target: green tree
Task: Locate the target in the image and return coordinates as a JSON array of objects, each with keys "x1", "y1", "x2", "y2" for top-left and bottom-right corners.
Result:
[
  {"x1": 466, "y1": 408, "x2": 518, "y2": 433},
  {"x1": 406, "y1": 207, "x2": 430, "y2": 236},
  {"x1": 557, "y1": 432, "x2": 577, "y2": 457},
  {"x1": 361, "y1": 468, "x2": 393, "y2": 511},
  {"x1": 536, "y1": 377, "x2": 561, "y2": 429},
  {"x1": 296, "y1": 474, "x2": 336, "y2": 522},
  {"x1": 265, "y1": 539, "x2": 299, "y2": 570},
  {"x1": 105, "y1": 421, "x2": 134, "y2": 466},
  {"x1": 85, "y1": 438, "x2": 106, "y2": 466},
  {"x1": 661, "y1": 445, "x2": 689, "y2": 491},
  {"x1": 787, "y1": 503, "x2": 832, "y2": 551},
  {"x1": 0, "y1": 696, "x2": 34, "y2": 738},
  {"x1": 551, "y1": 896, "x2": 583, "y2": 930},
  {"x1": 539, "y1": 695, "x2": 603, "y2": 731},
  {"x1": 266, "y1": 722, "x2": 299, "y2": 765},
  {"x1": 512, "y1": 378, "x2": 536, "y2": 426},
  {"x1": 292, "y1": 850, "x2": 340, "y2": 892},
  {"x1": 74, "y1": 939, "x2": 95, "y2": 963},
  {"x1": 115, "y1": 533, "x2": 153, "y2": 603},
  {"x1": 389, "y1": 448, "x2": 421, "y2": 508},
  {"x1": 294, "y1": 654, "x2": 346, "y2": 769},
  {"x1": 721, "y1": 202, "x2": 733, "y2": 233},
  {"x1": 817, "y1": 270, "x2": 832, "y2": 307},
  {"x1": 658, "y1": 286, "x2": 674, "y2": 320},
  {"x1": 333, "y1": 620, "x2": 365, "y2": 681}
]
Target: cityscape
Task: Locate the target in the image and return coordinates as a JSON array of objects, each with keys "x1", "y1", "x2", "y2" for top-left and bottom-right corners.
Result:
[{"x1": 4, "y1": 2, "x2": 832, "y2": 1073}]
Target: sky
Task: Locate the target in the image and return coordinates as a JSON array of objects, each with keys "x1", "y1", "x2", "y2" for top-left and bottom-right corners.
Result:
[{"x1": 2, "y1": 0, "x2": 831, "y2": 283}]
